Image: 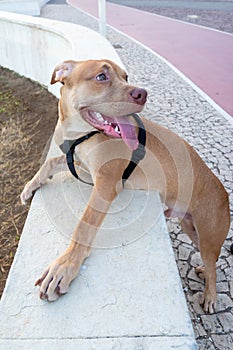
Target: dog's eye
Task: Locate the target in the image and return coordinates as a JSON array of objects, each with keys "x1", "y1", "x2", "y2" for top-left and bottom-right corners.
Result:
[
  {"x1": 96, "y1": 73, "x2": 108, "y2": 81},
  {"x1": 125, "y1": 75, "x2": 128, "y2": 82}
]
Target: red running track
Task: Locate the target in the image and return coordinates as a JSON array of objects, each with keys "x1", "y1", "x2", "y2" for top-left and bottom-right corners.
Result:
[{"x1": 68, "y1": 0, "x2": 233, "y2": 117}]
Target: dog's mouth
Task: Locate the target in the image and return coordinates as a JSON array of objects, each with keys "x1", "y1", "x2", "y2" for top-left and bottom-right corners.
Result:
[{"x1": 80, "y1": 110, "x2": 139, "y2": 150}]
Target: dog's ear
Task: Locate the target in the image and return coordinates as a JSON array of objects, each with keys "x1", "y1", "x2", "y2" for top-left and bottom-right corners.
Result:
[{"x1": 50, "y1": 60, "x2": 78, "y2": 84}]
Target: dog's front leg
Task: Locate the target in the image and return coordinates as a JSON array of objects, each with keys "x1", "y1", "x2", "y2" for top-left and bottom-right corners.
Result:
[
  {"x1": 35, "y1": 175, "x2": 121, "y2": 301},
  {"x1": 20, "y1": 155, "x2": 67, "y2": 204}
]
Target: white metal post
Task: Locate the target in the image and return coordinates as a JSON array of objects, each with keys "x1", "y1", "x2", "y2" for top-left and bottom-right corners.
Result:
[{"x1": 98, "y1": 0, "x2": 106, "y2": 37}]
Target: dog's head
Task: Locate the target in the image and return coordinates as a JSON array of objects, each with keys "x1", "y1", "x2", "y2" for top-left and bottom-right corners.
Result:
[{"x1": 51, "y1": 59, "x2": 147, "y2": 150}]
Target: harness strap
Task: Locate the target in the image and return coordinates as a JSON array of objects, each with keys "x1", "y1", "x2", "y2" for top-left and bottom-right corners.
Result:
[
  {"x1": 122, "y1": 113, "x2": 146, "y2": 186},
  {"x1": 65, "y1": 131, "x2": 100, "y2": 186},
  {"x1": 60, "y1": 114, "x2": 146, "y2": 186}
]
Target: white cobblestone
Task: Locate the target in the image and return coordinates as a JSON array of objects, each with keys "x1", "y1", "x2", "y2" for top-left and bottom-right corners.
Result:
[{"x1": 201, "y1": 314, "x2": 223, "y2": 333}]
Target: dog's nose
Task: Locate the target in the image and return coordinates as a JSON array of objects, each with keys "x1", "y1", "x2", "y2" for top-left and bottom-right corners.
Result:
[{"x1": 130, "y1": 88, "x2": 147, "y2": 105}]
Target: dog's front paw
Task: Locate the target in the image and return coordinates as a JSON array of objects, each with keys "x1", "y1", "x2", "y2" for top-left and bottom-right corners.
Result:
[
  {"x1": 20, "y1": 181, "x2": 40, "y2": 205},
  {"x1": 35, "y1": 248, "x2": 81, "y2": 301}
]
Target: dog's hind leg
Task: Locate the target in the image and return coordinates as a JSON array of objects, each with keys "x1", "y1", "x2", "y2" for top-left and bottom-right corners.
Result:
[
  {"x1": 193, "y1": 206, "x2": 230, "y2": 313},
  {"x1": 180, "y1": 216, "x2": 199, "y2": 248},
  {"x1": 197, "y1": 239, "x2": 220, "y2": 314},
  {"x1": 20, "y1": 155, "x2": 67, "y2": 204}
]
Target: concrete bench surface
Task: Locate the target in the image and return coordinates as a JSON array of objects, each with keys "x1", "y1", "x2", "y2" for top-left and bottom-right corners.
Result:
[
  {"x1": 0, "y1": 12, "x2": 197, "y2": 350},
  {"x1": 0, "y1": 170, "x2": 196, "y2": 349}
]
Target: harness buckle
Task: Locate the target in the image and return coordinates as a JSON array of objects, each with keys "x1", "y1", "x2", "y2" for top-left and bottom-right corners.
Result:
[{"x1": 132, "y1": 143, "x2": 146, "y2": 164}]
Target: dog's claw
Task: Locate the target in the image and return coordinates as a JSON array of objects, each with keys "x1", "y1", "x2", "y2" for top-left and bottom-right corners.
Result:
[
  {"x1": 35, "y1": 278, "x2": 42, "y2": 287},
  {"x1": 209, "y1": 303, "x2": 216, "y2": 314},
  {"x1": 35, "y1": 269, "x2": 49, "y2": 287},
  {"x1": 55, "y1": 285, "x2": 60, "y2": 295},
  {"x1": 39, "y1": 291, "x2": 48, "y2": 300}
]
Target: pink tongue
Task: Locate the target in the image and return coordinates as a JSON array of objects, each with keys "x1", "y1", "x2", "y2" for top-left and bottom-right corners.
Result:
[{"x1": 117, "y1": 117, "x2": 139, "y2": 150}]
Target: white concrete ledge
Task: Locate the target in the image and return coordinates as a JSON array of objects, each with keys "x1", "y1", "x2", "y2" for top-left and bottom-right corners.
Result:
[
  {"x1": 0, "y1": 12, "x2": 197, "y2": 349},
  {"x1": 0, "y1": 11, "x2": 123, "y2": 98},
  {"x1": 0, "y1": 1, "x2": 53, "y2": 16}
]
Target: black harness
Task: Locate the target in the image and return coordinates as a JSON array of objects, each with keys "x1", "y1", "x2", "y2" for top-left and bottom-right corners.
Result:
[{"x1": 59, "y1": 113, "x2": 146, "y2": 186}]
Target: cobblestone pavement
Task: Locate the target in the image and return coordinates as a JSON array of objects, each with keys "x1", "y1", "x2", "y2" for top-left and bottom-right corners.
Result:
[
  {"x1": 108, "y1": 0, "x2": 233, "y2": 34},
  {"x1": 42, "y1": 4, "x2": 233, "y2": 349}
]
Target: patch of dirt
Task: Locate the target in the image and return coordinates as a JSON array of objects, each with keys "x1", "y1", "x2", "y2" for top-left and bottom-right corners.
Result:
[{"x1": 0, "y1": 67, "x2": 58, "y2": 297}]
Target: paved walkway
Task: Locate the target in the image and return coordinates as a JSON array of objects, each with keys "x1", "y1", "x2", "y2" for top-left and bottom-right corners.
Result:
[
  {"x1": 108, "y1": 0, "x2": 233, "y2": 12},
  {"x1": 68, "y1": 0, "x2": 233, "y2": 118},
  {"x1": 110, "y1": 0, "x2": 233, "y2": 34},
  {"x1": 41, "y1": 1, "x2": 233, "y2": 349}
]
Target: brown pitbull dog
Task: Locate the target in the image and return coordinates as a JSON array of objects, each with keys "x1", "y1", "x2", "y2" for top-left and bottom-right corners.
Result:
[{"x1": 21, "y1": 59, "x2": 230, "y2": 313}]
